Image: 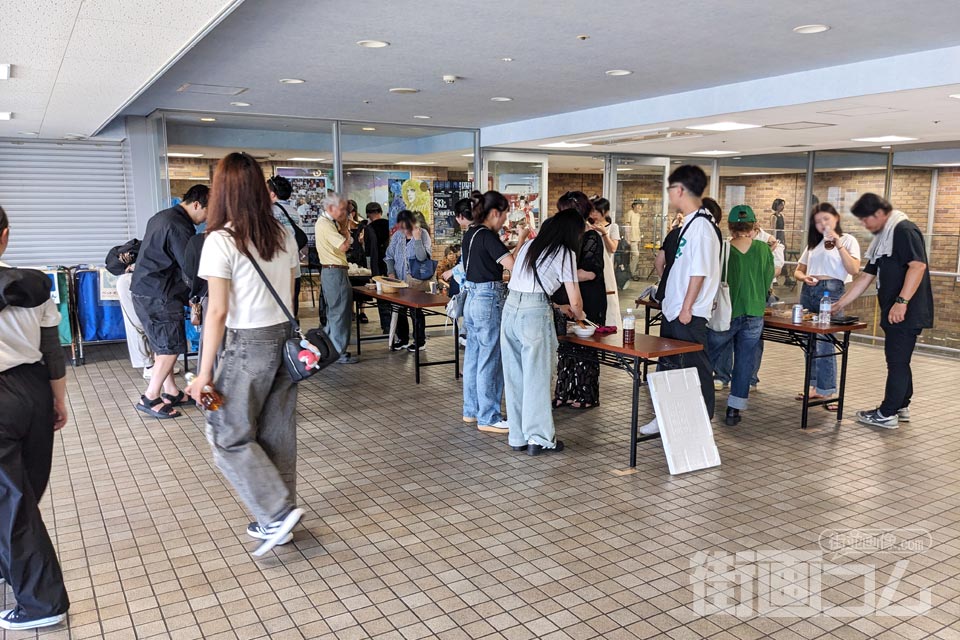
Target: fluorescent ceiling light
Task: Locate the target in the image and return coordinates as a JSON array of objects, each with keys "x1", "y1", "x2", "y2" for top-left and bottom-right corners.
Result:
[
  {"x1": 739, "y1": 172, "x2": 785, "y2": 176},
  {"x1": 491, "y1": 97, "x2": 513, "y2": 102},
  {"x1": 793, "y1": 24, "x2": 830, "y2": 34},
  {"x1": 361, "y1": 127, "x2": 376, "y2": 131},
  {"x1": 605, "y1": 69, "x2": 633, "y2": 76},
  {"x1": 0, "y1": 112, "x2": 11, "y2": 120},
  {"x1": 18, "y1": 131, "x2": 38, "y2": 136},
  {"x1": 539, "y1": 142, "x2": 592, "y2": 149},
  {"x1": 0, "y1": 64, "x2": 10, "y2": 80},
  {"x1": 287, "y1": 157, "x2": 326, "y2": 162},
  {"x1": 850, "y1": 135, "x2": 917, "y2": 143},
  {"x1": 881, "y1": 145, "x2": 892, "y2": 149},
  {"x1": 200, "y1": 117, "x2": 216, "y2": 122},
  {"x1": 616, "y1": 168, "x2": 633, "y2": 171},
  {"x1": 357, "y1": 39, "x2": 389, "y2": 48},
  {"x1": 390, "y1": 87, "x2": 419, "y2": 94},
  {"x1": 950, "y1": 94, "x2": 960, "y2": 100},
  {"x1": 167, "y1": 152, "x2": 204, "y2": 158},
  {"x1": 686, "y1": 121, "x2": 760, "y2": 132},
  {"x1": 690, "y1": 150, "x2": 740, "y2": 156},
  {"x1": 230, "y1": 101, "x2": 251, "y2": 107},
  {"x1": 395, "y1": 161, "x2": 435, "y2": 166},
  {"x1": 936, "y1": 163, "x2": 960, "y2": 167},
  {"x1": 413, "y1": 115, "x2": 431, "y2": 119},
  {"x1": 279, "y1": 78, "x2": 305, "y2": 84},
  {"x1": 462, "y1": 153, "x2": 474, "y2": 157}
]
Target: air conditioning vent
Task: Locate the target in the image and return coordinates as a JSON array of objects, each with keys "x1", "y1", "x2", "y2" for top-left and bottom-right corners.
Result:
[
  {"x1": 568, "y1": 128, "x2": 705, "y2": 147},
  {"x1": 765, "y1": 122, "x2": 835, "y2": 130},
  {"x1": 177, "y1": 83, "x2": 249, "y2": 96}
]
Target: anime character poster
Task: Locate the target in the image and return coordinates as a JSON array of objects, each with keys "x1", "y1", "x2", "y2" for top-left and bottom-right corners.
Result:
[{"x1": 388, "y1": 178, "x2": 433, "y2": 228}]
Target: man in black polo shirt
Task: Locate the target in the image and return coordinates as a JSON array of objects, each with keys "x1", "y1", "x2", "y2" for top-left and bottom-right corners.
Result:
[
  {"x1": 365, "y1": 202, "x2": 392, "y2": 333},
  {"x1": 833, "y1": 193, "x2": 933, "y2": 429},
  {"x1": 131, "y1": 185, "x2": 208, "y2": 419}
]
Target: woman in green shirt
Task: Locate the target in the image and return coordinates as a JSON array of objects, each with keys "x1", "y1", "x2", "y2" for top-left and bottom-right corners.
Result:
[{"x1": 707, "y1": 205, "x2": 775, "y2": 426}]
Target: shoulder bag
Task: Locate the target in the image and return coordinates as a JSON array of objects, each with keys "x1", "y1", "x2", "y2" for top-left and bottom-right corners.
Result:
[
  {"x1": 248, "y1": 255, "x2": 338, "y2": 381},
  {"x1": 407, "y1": 228, "x2": 438, "y2": 281},
  {"x1": 275, "y1": 203, "x2": 309, "y2": 253},
  {"x1": 706, "y1": 239, "x2": 732, "y2": 332},
  {"x1": 445, "y1": 228, "x2": 481, "y2": 320}
]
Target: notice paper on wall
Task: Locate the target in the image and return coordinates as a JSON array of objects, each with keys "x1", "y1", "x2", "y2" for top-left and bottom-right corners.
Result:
[
  {"x1": 99, "y1": 268, "x2": 120, "y2": 302},
  {"x1": 646, "y1": 367, "x2": 721, "y2": 475},
  {"x1": 42, "y1": 270, "x2": 60, "y2": 304}
]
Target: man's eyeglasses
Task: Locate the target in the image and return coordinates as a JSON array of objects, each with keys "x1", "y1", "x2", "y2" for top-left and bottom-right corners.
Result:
[{"x1": 666, "y1": 184, "x2": 683, "y2": 194}]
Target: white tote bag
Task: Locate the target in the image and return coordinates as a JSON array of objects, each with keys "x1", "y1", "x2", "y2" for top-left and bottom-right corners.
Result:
[{"x1": 707, "y1": 240, "x2": 732, "y2": 332}]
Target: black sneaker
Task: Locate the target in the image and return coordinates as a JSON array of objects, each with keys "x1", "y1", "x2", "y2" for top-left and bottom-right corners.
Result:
[
  {"x1": 246, "y1": 522, "x2": 293, "y2": 545},
  {"x1": 389, "y1": 340, "x2": 406, "y2": 352},
  {"x1": 527, "y1": 440, "x2": 565, "y2": 456},
  {"x1": 0, "y1": 607, "x2": 66, "y2": 631},
  {"x1": 406, "y1": 342, "x2": 425, "y2": 352},
  {"x1": 252, "y1": 508, "x2": 304, "y2": 557}
]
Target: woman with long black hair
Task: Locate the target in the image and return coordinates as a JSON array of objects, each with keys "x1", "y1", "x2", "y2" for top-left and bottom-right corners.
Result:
[
  {"x1": 553, "y1": 191, "x2": 606, "y2": 409},
  {"x1": 0, "y1": 205, "x2": 70, "y2": 631},
  {"x1": 502, "y1": 209, "x2": 585, "y2": 455},
  {"x1": 190, "y1": 152, "x2": 304, "y2": 557}
]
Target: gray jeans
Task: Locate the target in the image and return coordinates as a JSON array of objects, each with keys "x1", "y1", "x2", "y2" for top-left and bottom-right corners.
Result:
[
  {"x1": 321, "y1": 267, "x2": 352, "y2": 355},
  {"x1": 205, "y1": 322, "x2": 298, "y2": 526}
]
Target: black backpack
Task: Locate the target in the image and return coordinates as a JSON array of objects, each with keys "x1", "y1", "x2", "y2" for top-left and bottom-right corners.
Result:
[{"x1": 275, "y1": 203, "x2": 308, "y2": 251}]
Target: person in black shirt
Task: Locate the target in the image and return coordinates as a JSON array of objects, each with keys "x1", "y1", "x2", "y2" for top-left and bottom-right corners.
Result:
[
  {"x1": 366, "y1": 202, "x2": 392, "y2": 333},
  {"x1": 834, "y1": 193, "x2": 934, "y2": 429},
  {"x1": 131, "y1": 185, "x2": 208, "y2": 419}
]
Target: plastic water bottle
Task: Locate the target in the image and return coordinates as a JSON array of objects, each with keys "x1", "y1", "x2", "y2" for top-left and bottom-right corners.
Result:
[
  {"x1": 819, "y1": 292, "x2": 832, "y2": 326},
  {"x1": 623, "y1": 308, "x2": 636, "y2": 343}
]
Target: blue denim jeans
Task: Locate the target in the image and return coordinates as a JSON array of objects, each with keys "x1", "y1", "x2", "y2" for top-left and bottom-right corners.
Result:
[
  {"x1": 713, "y1": 334, "x2": 762, "y2": 386},
  {"x1": 462, "y1": 281, "x2": 506, "y2": 425},
  {"x1": 501, "y1": 291, "x2": 559, "y2": 449},
  {"x1": 707, "y1": 315, "x2": 764, "y2": 410},
  {"x1": 800, "y1": 279, "x2": 845, "y2": 396}
]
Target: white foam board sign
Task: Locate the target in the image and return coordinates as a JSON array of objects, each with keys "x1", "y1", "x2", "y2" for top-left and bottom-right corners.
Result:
[{"x1": 647, "y1": 367, "x2": 721, "y2": 475}]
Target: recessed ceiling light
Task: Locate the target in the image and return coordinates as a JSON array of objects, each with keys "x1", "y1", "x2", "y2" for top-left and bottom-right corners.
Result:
[
  {"x1": 491, "y1": 96, "x2": 513, "y2": 102},
  {"x1": 279, "y1": 78, "x2": 305, "y2": 84},
  {"x1": 462, "y1": 153, "x2": 474, "y2": 157},
  {"x1": 686, "y1": 121, "x2": 760, "y2": 132},
  {"x1": 0, "y1": 112, "x2": 12, "y2": 120},
  {"x1": 396, "y1": 161, "x2": 436, "y2": 166},
  {"x1": 850, "y1": 135, "x2": 917, "y2": 143},
  {"x1": 605, "y1": 69, "x2": 633, "y2": 76},
  {"x1": 200, "y1": 117, "x2": 216, "y2": 122},
  {"x1": 689, "y1": 150, "x2": 740, "y2": 156},
  {"x1": 793, "y1": 24, "x2": 830, "y2": 34},
  {"x1": 390, "y1": 87, "x2": 420, "y2": 94},
  {"x1": 356, "y1": 39, "x2": 390, "y2": 48},
  {"x1": 230, "y1": 101, "x2": 251, "y2": 107},
  {"x1": 167, "y1": 152, "x2": 204, "y2": 158},
  {"x1": 501, "y1": 57, "x2": 513, "y2": 62},
  {"x1": 362, "y1": 127, "x2": 376, "y2": 131},
  {"x1": 539, "y1": 142, "x2": 592, "y2": 149},
  {"x1": 413, "y1": 115, "x2": 431, "y2": 119},
  {"x1": 287, "y1": 157, "x2": 326, "y2": 162},
  {"x1": 576, "y1": 34, "x2": 590, "y2": 40},
  {"x1": 0, "y1": 64, "x2": 10, "y2": 80}
]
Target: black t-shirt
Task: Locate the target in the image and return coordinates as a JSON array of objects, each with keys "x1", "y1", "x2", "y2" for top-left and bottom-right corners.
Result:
[
  {"x1": 462, "y1": 225, "x2": 510, "y2": 283},
  {"x1": 369, "y1": 218, "x2": 390, "y2": 275},
  {"x1": 863, "y1": 220, "x2": 933, "y2": 330}
]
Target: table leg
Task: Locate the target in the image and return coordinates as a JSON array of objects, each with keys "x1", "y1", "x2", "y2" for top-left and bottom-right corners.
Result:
[
  {"x1": 642, "y1": 307, "x2": 651, "y2": 382},
  {"x1": 355, "y1": 298, "x2": 362, "y2": 355},
  {"x1": 413, "y1": 307, "x2": 421, "y2": 384},
  {"x1": 630, "y1": 355, "x2": 640, "y2": 468},
  {"x1": 836, "y1": 331, "x2": 851, "y2": 422},
  {"x1": 801, "y1": 334, "x2": 815, "y2": 429},
  {"x1": 454, "y1": 317, "x2": 461, "y2": 380}
]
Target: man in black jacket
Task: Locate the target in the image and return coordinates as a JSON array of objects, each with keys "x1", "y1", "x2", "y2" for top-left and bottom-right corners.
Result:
[
  {"x1": 366, "y1": 202, "x2": 392, "y2": 333},
  {"x1": 131, "y1": 185, "x2": 208, "y2": 419}
]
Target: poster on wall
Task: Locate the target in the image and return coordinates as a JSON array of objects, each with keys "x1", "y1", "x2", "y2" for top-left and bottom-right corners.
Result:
[
  {"x1": 388, "y1": 178, "x2": 433, "y2": 228},
  {"x1": 342, "y1": 170, "x2": 410, "y2": 218},
  {"x1": 498, "y1": 176, "x2": 540, "y2": 222},
  {"x1": 276, "y1": 167, "x2": 330, "y2": 246},
  {"x1": 433, "y1": 181, "x2": 474, "y2": 242}
]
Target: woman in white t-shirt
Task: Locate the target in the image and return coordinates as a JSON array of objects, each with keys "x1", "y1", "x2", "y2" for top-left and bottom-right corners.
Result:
[
  {"x1": 501, "y1": 209, "x2": 585, "y2": 455},
  {"x1": 794, "y1": 202, "x2": 862, "y2": 404},
  {"x1": 189, "y1": 152, "x2": 304, "y2": 557}
]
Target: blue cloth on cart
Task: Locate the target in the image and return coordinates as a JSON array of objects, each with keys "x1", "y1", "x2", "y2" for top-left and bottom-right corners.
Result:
[{"x1": 76, "y1": 270, "x2": 126, "y2": 341}]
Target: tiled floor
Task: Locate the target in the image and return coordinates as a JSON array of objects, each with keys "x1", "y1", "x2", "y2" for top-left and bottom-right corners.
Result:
[{"x1": 4, "y1": 317, "x2": 960, "y2": 639}]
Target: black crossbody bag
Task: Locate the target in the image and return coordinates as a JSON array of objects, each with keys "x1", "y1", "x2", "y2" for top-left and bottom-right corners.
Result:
[
  {"x1": 275, "y1": 203, "x2": 309, "y2": 252},
  {"x1": 247, "y1": 255, "x2": 338, "y2": 381}
]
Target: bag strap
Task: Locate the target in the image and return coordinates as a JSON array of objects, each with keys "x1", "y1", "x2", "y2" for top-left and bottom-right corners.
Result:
[
  {"x1": 719, "y1": 241, "x2": 730, "y2": 283},
  {"x1": 275, "y1": 203, "x2": 298, "y2": 230},
  {"x1": 246, "y1": 252, "x2": 303, "y2": 338}
]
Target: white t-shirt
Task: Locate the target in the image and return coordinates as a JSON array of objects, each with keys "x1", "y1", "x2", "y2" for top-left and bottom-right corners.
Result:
[
  {"x1": 198, "y1": 230, "x2": 300, "y2": 329},
  {"x1": 0, "y1": 262, "x2": 61, "y2": 372},
  {"x1": 798, "y1": 234, "x2": 861, "y2": 283},
  {"x1": 661, "y1": 211, "x2": 721, "y2": 322},
  {"x1": 608, "y1": 222, "x2": 621, "y2": 243},
  {"x1": 508, "y1": 242, "x2": 578, "y2": 295}
]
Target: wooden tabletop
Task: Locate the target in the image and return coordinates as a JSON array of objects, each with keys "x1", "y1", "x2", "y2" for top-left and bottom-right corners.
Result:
[
  {"x1": 560, "y1": 332, "x2": 703, "y2": 358},
  {"x1": 352, "y1": 286, "x2": 450, "y2": 309}
]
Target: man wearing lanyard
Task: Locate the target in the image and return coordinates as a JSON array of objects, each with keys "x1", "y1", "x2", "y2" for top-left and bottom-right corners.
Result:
[
  {"x1": 833, "y1": 193, "x2": 934, "y2": 429},
  {"x1": 314, "y1": 192, "x2": 357, "y2": 364}
]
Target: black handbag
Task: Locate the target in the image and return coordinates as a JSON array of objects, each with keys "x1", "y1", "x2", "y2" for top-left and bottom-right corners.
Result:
[{"x1": 247, "y1": 255, "x2": 338, "y2": 382}]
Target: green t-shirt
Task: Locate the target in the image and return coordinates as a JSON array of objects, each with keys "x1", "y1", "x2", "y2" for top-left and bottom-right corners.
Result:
[{"x1": 726, "y1": 239, "x2": 775, "y2": 318}]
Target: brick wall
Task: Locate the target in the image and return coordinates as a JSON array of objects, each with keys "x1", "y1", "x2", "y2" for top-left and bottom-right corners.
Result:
[
  {"x1": 547, "y1": 172, "x2": 603, "y2": 212},
  {"x1": 718, "y1": 173, "x2": 807, "y2": 252}
]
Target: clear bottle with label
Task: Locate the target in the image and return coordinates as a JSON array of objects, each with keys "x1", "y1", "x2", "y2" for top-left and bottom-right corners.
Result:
[
  {"x1": 819, "y1": 292, "x2": 832, "y2": 326},
  {"x1": 623, "y1": 308, "x2": 636, "y2": 343}
]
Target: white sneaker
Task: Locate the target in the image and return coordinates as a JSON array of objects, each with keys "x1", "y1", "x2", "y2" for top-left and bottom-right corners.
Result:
[
  {"x1": 639, "y1": 418, "x2": 659, "y2": 436},
  {"x1": 459, "y1": 336, "x2": 467, "y2": 348},
  {"x1": 897, "y1": 407, "x2": 910, "y2": 422},
  {"x1": 246, "y1": 522, "x2": 293, "y2": 545},
  {"x1": 142, "y1": 364, "x2": 182, "y2": 379},
  {"x1": 252, "y1": 508, "x2": 304, "y2": 557},
  {"x1": 478, "y1": 420, "x2": 509, "y2": 434}
]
